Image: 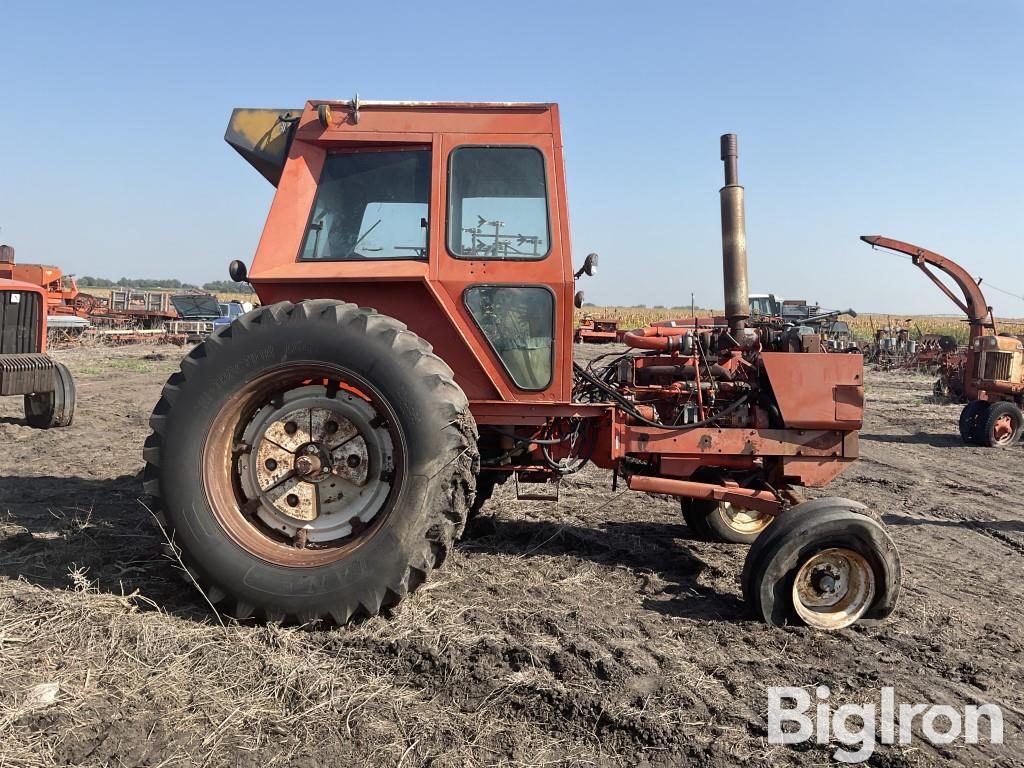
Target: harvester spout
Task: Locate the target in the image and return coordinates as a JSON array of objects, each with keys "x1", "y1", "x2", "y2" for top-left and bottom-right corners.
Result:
[{"x1": 720, "y1": 134, "x2": 749, "y2": 332}]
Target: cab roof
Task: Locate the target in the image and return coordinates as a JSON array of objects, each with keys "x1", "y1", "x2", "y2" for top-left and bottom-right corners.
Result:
[{"x1": 226, "y1": 99, "x2": 560, "y2": 186}]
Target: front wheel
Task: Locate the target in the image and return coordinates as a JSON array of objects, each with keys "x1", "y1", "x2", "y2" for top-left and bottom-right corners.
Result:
[
  {"x1": 741, "y1": 498, "x2": 901, "y2": 630},
  {"x1": 144, "y1": 300, "x2": 479, "y2": 624},
  {"x1": 24, "y1": 361, "x2": 75, "y2": 428},
  {"x1": 975, "y1": 401, "x2": 1023, "y2": 447}
]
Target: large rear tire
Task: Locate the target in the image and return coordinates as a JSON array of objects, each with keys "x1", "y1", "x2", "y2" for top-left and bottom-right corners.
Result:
[
  {"x1": 24, "y1": 361, "x2": 76, "y2": 428},
  {"x1": 143, "y1": 300, "x2": 479, "y2": 624}
]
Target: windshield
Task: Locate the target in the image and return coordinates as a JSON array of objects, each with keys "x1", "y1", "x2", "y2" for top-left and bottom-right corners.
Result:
[
  {"x1": 749, "y1": 297, "x2": 776, "y2": 317},
  {"x1": 300, "y1": 149, "x2": 431, "y2": 261}
]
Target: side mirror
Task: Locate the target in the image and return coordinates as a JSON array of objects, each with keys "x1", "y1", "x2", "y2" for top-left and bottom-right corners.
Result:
[
  {"x1": 573, "y1": 252, "x2": 599, "y2": 279},
  {"x1": 574, "y1": 290, "x2": 585, "y2": 308},
  {"x1": 228, "y1": 260, "x2": 249, "y2": 283}
]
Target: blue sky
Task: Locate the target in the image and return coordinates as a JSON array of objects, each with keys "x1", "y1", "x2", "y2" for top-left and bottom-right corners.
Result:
[{"x1": 1, "y1": 1, "x2": 1021, "y2": 314}]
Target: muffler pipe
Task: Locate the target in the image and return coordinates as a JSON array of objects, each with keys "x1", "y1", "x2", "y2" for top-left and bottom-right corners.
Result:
[{"x1": 720, "y1": 134, "x2": 749, "y2": 332}]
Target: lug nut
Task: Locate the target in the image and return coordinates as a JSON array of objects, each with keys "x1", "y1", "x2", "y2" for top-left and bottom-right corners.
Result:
[{"x1": 286, "y1": 494, "x2": 300, "y2": 508}]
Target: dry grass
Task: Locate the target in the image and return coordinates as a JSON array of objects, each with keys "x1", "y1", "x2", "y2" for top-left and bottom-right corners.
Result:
[{"x1": 0, "y1": 563, "x2": 603, "y2": 767}]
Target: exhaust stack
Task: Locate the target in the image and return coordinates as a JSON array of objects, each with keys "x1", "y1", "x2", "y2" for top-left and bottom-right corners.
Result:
[{"x1": 719, "y1": 134, "x2": 749, "y2": 332}]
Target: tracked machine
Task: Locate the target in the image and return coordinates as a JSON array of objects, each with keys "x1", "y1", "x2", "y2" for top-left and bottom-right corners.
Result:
[
  {"x1": 144, "y1": 101, "x2": 900, "y2": 630},
  {"x1": 863, "y1": 236, "x2": 1024, "y2": 446}
]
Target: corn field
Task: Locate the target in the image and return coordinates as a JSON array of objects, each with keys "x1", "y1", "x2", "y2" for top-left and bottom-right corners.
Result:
[{"x1": 576, "y1": 307, "x2": 1024, "y2": 343}]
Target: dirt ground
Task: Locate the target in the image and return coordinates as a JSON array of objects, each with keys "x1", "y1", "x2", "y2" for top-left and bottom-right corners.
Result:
[{"x1": 0, "y1": 342, "x2": 1020, "y2": 767}]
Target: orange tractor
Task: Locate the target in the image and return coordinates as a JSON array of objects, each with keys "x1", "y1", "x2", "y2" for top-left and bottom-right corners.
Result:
[
  {"x1": 144, "y1": 101, "x2": 900, "y2": 630},
  {"x1": 863, "y1": 236, "x2": 1024, "y2": 447},
  {"x1": 0, "y1": 246, "x2": 76, "y2": 427}
]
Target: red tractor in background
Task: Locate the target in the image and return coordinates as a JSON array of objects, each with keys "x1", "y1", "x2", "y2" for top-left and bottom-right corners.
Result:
[
  {"x1": 863, "y1": 236, "x2": 1024, "y2": 447},
  {"x1": 144, "y1": 100, "x2": 900, "y2": 631},
  {"x1": 0, "y1": 246, "x2": 76, "y2": 427}
]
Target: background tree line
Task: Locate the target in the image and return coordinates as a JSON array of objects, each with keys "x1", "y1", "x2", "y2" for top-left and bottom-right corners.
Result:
[{"x1": 78, "y1": 276, "x2": 254, "y2": 293}]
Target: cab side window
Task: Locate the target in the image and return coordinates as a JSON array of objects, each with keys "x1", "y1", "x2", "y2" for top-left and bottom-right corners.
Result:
[
  {"x1": 464, "y1": 286, "x2": 554, "y2": 390},
  {"x1": 300, "y1": 149, "x2": 431, "y2": 261},
  {"x1": 447, "y1": 147, "x2": 550, "y2": 260}
]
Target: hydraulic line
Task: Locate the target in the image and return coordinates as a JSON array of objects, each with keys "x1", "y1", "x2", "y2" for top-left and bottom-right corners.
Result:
[{"x1": 572, "y1": 362, "x2": 750, "y2": 430}]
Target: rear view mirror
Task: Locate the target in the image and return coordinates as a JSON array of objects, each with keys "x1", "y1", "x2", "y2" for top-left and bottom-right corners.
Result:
[
  {"x1": 228, "y1": 260, "x2": 249, "y2": 283},
  {"x1": 574, "y1": 252, "x2": 599, "y2": 279}
]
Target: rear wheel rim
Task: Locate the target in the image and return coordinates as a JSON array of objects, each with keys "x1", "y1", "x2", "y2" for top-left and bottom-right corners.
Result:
[
  {"x1": 203, "y1": 365, "x2": 402, "y2": 567},
  {"x1": 717, "y1": 502, "x2": 772, "y2": 535},
  {"x1": 792, "y1": 547, "x2": 875, "y2": 630}
]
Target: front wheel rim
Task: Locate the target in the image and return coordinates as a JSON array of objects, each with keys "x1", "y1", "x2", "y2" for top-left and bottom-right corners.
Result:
[
  {"x1": 202, "y1": 365, "x2": 403, "y2": 568},
  {"x1": 992, "y1": 414, "x2": 1015, "y2": 444},
  {"x1": 792, "y1": 547, "x2": 875, "y2": 630}
]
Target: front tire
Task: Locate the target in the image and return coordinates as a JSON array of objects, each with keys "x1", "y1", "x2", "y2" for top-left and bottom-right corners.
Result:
[
  {"x1": 143, "y1": 300, "x2": 479, "y2": 624},
  {"x1": 24, "y1": 361, "x2": 75, "y2": 428},
  {"x1": 975, "y1": 401, "x2": 1023, "y2": 447},
  {"x1": 741, "y1": 498, "x2": 901, "y2": 630}
]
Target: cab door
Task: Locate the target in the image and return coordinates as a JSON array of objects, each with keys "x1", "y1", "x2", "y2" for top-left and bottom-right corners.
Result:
[{"x1": 432, "y1": 133, "x2": 573, "y2": 403}]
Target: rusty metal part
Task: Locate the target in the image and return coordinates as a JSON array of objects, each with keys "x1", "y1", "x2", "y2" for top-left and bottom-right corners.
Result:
[
  {"x1": 792, "y1": 547, "x2": 875, "y2": 630},
  {"x1": 628, "y1": 475, "x2": 785, "y2": 516},
  {"x1": 203, "y1": 366, "x2": 398, "y2": 567},
  {"x1": 992, "y1": 413, "x2": 1014, "y2": 442},
  {"x1": 720, "y1": 134, "x2": 749, "y2": 332},
  {"x1": 622, "y1": 325, "x2": 694, "y2": 352}
]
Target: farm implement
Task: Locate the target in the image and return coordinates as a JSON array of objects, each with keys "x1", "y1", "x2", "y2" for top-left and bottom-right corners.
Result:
[
  {"x1": 143, "y1": 101, "x2": 900, "y2": 631},
  {"x1": 574, "y1": 315, "x2": 624, "y2": 344},
  {"x1": 863, "y1": 235, "x2": 1023, "y2": 446}
]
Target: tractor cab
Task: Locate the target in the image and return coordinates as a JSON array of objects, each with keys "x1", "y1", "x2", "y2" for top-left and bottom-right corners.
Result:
[{"x1": 226, "y1": 100, "x2": 577, "y2": 404}]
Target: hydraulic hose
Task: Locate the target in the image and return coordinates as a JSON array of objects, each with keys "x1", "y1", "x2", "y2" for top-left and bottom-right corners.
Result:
[{"x1": 572, "y1": 362, "x2": 750, "y2": 430}]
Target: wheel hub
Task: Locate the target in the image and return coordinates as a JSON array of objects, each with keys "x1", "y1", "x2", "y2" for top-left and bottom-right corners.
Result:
[
  {"x1": 792, "y1": 548, "x2": 875, "y2": 630},
  {"x1": 993, "y1": 414, "x2": 1013, "y2": 441},
  {"x1": 237, "y1": 385, "x2": 394, "y2": 544}
]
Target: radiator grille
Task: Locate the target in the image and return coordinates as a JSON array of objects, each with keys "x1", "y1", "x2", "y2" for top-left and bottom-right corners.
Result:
[
  {"x1": 0, "y1": 290, "x2": 42, "y2": 354},
  {"x1": 982, "y1": 350, "x2": 1013, "y2": 382}
]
